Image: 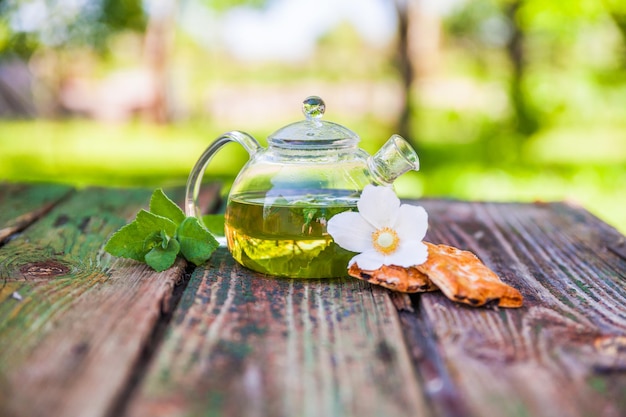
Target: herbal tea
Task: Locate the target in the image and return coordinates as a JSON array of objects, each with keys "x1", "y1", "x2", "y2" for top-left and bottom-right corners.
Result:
[{"x1": 224, "y1": 191, "x2": 358, "y2": 278}]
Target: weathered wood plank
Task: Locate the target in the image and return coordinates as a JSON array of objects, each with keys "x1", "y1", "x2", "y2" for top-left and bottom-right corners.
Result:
[
  {"x1": 0, "y1": 182, "x2": 74, "y2": 242},
  {"x1": 3, "y1": 185, "x2": 624, "y2": 417},
  {"x1": 0, "y1": 186, "x2": 217, "y2": 417},
  {"x1": 398, "y1": 200, "x2": 626, "y2": 417},
  {"x1": 126, "y1": 248, "x2": 431, "y2": 417}
]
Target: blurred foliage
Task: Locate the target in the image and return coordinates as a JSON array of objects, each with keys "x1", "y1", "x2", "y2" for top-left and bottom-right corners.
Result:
[
  {"x1": 203, "y1": 0, "x2": 267, "y2": 12},
  {"x1": 0, "y1": 0, "x2": 146, "y2": 57},
  {"x1": 100, "y1": 0, "x2": 146, "y2": 34},
  {"x1": 444, "y1": 0, "x2": 624, "y2": 138},
  {"x1": 0, "y1": 0, "x2": 625, "y2": 233}
]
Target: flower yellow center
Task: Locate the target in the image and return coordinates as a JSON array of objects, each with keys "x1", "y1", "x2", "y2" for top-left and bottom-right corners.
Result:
[{"x1": 372, "y1": 227, "x2": 400, "y2": 255}]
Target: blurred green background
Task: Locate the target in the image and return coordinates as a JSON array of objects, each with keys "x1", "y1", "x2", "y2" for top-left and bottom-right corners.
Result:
[{"x1": 1, "y1": 0, "x2": 625, "y2": 233}]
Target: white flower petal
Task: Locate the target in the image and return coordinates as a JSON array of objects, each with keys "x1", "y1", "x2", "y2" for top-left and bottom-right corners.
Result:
[
  {"x1": 349, "y1": 250, "x2": 385, "y2": 270},
  {"x1": 386, "y1": 240, "x2": 428, "y2": 267},
  {"x1": 330, "y1": 184, "x2": 430, "y2": 274},
  {"x1": 357, "y1": 185, "x2": 400, "y2": 229},
  {"x1": 394, "y1": 204, "x2": 428, "y2": 241},
  {"x1": 327, "y1": 211, "x2": 374, "y2": 253}
]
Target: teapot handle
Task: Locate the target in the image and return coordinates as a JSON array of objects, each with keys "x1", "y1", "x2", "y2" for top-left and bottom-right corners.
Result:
[{"x1": 185, "y1": 131, "x2": 261, "y2": 219}]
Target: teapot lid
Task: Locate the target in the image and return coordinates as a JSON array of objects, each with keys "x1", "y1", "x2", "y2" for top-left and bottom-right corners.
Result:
[{"x1": 267, "y1": 96, "x2": 360, "y2": 149}]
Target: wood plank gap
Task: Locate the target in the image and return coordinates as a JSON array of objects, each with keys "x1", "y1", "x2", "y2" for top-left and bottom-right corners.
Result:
[
  {"x1": 106, "y1": 262, "x2": 196, "y2": 417},
  {"x1": 396, "y1": 293, "x2": 473, "y2": 417},
  {"x1": 608, "y1": 239, "x2": 626, "y2": 261}
]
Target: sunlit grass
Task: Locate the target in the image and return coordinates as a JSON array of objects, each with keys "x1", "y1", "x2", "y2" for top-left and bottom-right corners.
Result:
[
  {"x1": 1, "y1": 115, "x2": 624, "y2": 234},
  {"x1": 526, "y1": 125, "x2": 626, "y2": 165},
  {"x1": 0, "y1": 120, "x2": 251, "y2": 187}
]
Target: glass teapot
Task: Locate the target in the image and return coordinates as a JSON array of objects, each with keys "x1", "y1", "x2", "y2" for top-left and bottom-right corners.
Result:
[{"x1": 185, "y1": 96, "x2": 419, "y2": 278}]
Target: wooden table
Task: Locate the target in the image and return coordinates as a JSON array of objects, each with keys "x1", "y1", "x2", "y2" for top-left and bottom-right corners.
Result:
[{"x1": 1, "y1": 182, "x2": 625, "y2": 417}]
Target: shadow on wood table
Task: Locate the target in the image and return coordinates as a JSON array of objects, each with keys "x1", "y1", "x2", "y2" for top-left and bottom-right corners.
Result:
[{"x1": 0, "y1": 182, "x2": 625, "y2": 417}]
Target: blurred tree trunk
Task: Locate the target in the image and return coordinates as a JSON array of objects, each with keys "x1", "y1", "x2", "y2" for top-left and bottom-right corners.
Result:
[
  {"x1": 392, "y1": 0, "x2": 440, "y2": 146},
  {"x1": 393, "y1": 0, "x2": 414, "y2": 144},
  {"x1": 143, "y1": 0, "x2": 177, "y2": 123},
  {"x1": 607, "y1": 10, "x2": 626, "y2": 66},
  {"x1": 504, "y1": 0, "x2": 539, "y2": 136}
]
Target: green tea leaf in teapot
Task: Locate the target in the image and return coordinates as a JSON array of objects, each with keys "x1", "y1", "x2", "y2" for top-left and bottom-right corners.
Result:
[{"x1": 301, "y1": 207, "x2": 319, "y2": 229}]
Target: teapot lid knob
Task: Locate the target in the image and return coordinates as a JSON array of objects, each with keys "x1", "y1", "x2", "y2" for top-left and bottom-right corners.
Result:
[
  {"x1": 302, "y1": 96, "x2": 326, "y2": 121},
  {"x1": 268, "y1": 96, "x2": 358, "y2": 149}
]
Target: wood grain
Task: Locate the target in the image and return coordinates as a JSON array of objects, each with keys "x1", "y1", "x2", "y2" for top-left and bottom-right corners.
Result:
[
  {"x1": 2, "y1": 183, "x2": 625, "y2": 417},
  {"x1": 397, "y1": 200, "x2": 626, "y2": 417},
  {"x1": 0, "y1": 182, "x2": 73, "y2": 242},
  {"x1": 0, "y1": 186, "x2": 199, "y2": 417},
  {"x1": 126, "y1": 248, "x2": 431, "y2": 417}
]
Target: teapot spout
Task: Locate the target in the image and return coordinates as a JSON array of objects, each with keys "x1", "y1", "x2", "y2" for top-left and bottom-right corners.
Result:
[{"x1": 368, "y1": 134, "x2": 420, "y2": 185}]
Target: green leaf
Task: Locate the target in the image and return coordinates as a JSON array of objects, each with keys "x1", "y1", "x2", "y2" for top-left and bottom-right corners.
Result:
[
  {"x1": 105, "y1": 188, "x2": 221, "y2": 271},
  {"x1": 159, "y1": 230, "x2": 170, "y2": 249},
  {"x1": 104, "y1": 220, "x2": 149, "y2": 261},
  {"x1": 145, "y1": 237, "x2": 180, "y2": 272},
  {"x1": 104, "y1": 209, "x2": 177, "y2": 264},
  {"x1": 202, "y1": 214, "x2": 226, "y2": 237},
  {"x1": 302, "y1": 207, "x2": 318, "y2": 229},
  {"x1": 177, "y1": 217, "x2": 219, "y2": 265},
  {"x1": 149, "y1": 189, "x2": 186, "y2": 226},
  {"x1": 135, "y1": 209, "x2": 178, "y2": 237}
]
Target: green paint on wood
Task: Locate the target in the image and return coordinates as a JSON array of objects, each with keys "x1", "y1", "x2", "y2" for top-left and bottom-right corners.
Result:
[
  {"x1": 0, "y1": 187, "x2": 155, "y2": 365},
  {"x1": 128, "y1": 248, "x2": 429, "y2": 417},
  {"x1": 0, "y1": 182, "x2": 74, "y2": 242},
  {"x1": 0, "y1": 184, "x2": 209, "y2": 417}
]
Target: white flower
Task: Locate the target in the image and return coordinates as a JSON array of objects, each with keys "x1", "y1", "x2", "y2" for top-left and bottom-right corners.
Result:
[{"x1": 327, "y1": 185, "x2": 428, "y2": 270}]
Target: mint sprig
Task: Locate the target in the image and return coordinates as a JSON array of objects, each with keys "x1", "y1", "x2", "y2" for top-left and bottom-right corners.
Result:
[{"x1": 105, "y1": 189, "x2": 219, "y2": 271}]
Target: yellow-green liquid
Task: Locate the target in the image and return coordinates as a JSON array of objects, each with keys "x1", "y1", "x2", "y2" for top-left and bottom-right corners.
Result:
[{"x1": 225, "y1": 191, "x2": 358, "y2": 278}]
